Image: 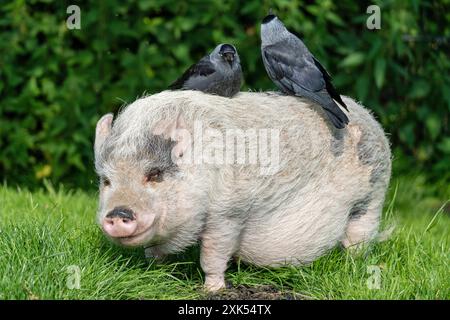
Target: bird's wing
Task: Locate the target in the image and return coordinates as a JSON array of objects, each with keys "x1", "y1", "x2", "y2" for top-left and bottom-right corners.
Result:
[
  {"x1": 312, "y1": 57, "x2": 348, "y2": 111},
  {"x1": 263, "y1": 44, "x2": 326, "y2": 94},
  {"x1": 169, "y1": 56, "x2": 216, "y2": 89},
  {"x1": 312, "y1": 56, "x2": 332, "y2": 82},
  {"x1": 263, "y1": 44, "x2": 349, "y2": 128}
]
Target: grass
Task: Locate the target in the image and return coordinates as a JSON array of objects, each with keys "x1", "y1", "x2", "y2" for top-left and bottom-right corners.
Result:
[{"x1": 0, "y1": 176, "x2": 449, "y2": 300}]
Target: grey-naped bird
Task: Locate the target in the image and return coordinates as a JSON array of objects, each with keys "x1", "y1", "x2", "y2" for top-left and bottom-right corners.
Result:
[
  {"x1": 261, "y1": 14, "x2": 349, "y2": 129},
  {"x1": 169, "y1": 43, "x2": 242, "y2": 98}
]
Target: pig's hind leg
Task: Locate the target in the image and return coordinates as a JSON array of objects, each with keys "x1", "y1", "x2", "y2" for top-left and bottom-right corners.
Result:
[
  {"x1": 341, "y1": 189, "x2": 385, "y2": 251},
  {"x1": 341, "y1": 122, "x2": 391, "y2": 252}
]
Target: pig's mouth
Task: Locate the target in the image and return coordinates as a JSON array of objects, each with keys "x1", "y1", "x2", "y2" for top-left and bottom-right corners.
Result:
[{"x1": 112, "y1": 226, "x2": 155, "y2": 247}]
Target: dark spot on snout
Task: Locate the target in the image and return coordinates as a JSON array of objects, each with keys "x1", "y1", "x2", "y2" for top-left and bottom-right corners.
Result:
[{"x1": 106, "y1": 206, "x2": 135, "y2": 220}]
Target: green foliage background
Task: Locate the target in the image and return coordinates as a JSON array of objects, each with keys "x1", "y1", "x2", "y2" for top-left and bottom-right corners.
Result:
[{"x1": 0, "y1": 0, "x2": 449, "y2": 189}]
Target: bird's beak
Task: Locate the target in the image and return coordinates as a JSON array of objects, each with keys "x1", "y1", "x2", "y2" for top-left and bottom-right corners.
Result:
[{"x1": 222, "y1": 52, "x2": 235, "y2": 67}]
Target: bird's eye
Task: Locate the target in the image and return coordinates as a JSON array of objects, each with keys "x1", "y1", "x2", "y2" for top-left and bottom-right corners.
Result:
[
  {"x1": 102, "y1": 177, "x2": 111, "y2": 187},
  {"x1": 145, "y1": 168, "x2": 163, "y2": 183}
]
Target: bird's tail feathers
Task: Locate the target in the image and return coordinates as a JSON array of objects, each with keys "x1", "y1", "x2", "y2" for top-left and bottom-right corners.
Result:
[
  {"x1": 323, "y1": 101, "x2": 349, "y2": 129},
  {"x1": 293, "y1": 89, "x2": 349, "y2": 129},
  {"x1": 326, "y1": 84, "x2": 349, "y2": 111}
]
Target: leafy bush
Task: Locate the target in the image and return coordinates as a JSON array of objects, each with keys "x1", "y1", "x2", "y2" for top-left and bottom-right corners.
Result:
[{"x1": 0, "y1": 0, "x2": 449, "y2": 189}]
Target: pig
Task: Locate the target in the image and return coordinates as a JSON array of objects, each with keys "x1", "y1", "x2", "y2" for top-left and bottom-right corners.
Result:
[{"x1": 94, "y1": 90, "x2": 391, "y2": 292}]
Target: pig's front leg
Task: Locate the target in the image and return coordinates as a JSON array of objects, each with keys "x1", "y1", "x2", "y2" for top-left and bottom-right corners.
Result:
[
  {"x1": 144, "y1": 245, "x2": 167, "y2": 261},
  {"x1": 200, "y1": 218, "x2": 242, "y2": 292}
]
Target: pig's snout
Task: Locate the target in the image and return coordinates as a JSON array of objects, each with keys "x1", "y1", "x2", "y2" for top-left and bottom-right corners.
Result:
[{"x1": 102, "y1": 207, "x2": 137, "y2": 238}]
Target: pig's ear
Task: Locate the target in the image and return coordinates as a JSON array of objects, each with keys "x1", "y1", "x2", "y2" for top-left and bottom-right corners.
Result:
[
  {"x1": 94, "y1": 113, "x2": 113, "y2": 154},
  {"x1": 152, "y1": 113, "x2": 186, "y2": 139},
  {"x1": 153, "y1": 113, "x2": 191, "y2": 160}
]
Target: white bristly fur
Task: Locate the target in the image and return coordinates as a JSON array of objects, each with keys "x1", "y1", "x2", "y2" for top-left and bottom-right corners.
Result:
[{"x1": 94, "y1": 90, "x2": 392, "y2": 292}]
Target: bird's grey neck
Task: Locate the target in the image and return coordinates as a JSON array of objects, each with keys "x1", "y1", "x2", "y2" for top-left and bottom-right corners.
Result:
[{"x1": 261, "y1": 24, "x2": 290, "y2": 46}]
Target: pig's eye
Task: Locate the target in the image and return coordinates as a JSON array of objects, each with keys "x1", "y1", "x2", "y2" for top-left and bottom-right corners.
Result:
[
  {"x1": 102, "y1": 177, "x2": 111, "y2": 187},
  {"x1": 145, "y1": 168, "x2": 163, "y2": 183}
]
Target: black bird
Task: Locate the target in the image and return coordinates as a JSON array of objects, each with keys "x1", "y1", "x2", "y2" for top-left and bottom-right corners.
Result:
[
  {"x1": 169, "y1": 43, "x2": 242, "y2": 98},
  {"x1": 261, "y1": 14, "x2": 349, "y2": 129}
]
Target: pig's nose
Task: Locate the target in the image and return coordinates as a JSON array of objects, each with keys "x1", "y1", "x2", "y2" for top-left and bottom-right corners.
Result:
[{"x1": 102, "y1": 207, "x2": 137, "y2": 238}]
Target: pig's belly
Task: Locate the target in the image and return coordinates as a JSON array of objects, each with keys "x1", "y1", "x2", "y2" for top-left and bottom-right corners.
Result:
[{"x1": 235, "y1": 203, "x2": 349, "y2": 266}]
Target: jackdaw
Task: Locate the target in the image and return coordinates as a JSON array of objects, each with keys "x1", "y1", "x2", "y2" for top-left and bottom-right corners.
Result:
[
  {"x1": 169, "y1": 43, "x2": 242, "y2": 98},
  {"x1": 261, "y1": 14, "x2": 349, "y2": 129}
]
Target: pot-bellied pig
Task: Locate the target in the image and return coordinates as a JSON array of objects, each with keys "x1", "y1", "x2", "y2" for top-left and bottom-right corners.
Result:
[{"x1": 94, "y1": 90, "x2": 391, "y2": 292}]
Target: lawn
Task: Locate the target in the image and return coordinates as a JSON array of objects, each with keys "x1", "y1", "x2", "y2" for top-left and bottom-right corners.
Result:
[{"x1": 0, "y1": 176, "x2": 448, "y2": 300}]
